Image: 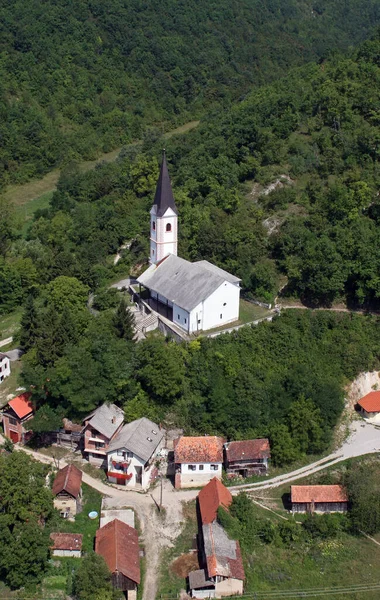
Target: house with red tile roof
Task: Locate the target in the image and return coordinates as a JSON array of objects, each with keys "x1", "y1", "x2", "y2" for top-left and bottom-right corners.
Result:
[
  {"x1": 189, "y1": 478, "x2": 245, "y2": 599},
  {"x1": 96, "y1": 519, "x2": 140, "y2": 599},
  {"x1": 357, "y1": 391, "x2": 380, "y2": 419},
  {"x1": 224, "y1": 438, "x2": 270, "y2": 478},
  {"x1": 50, "y1": 533, "x2": 83, "y2": 557},
  {"x1": 291, "y1": 485, "x2": 348, "y2": 514},
  {"x1": 52, "y1": 464, "x2": 83, "y2": 519},
  {"x1": 2, "y1": 392, "x2": 34, "y2": 444},
  {"x1": 174, "y1": 436, "x2": 224, "y2": 489}
]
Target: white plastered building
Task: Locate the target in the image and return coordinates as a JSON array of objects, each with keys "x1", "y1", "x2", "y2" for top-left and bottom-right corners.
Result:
[{"x1": 138, "y1": 151, "x2": 241, "y2": 332}]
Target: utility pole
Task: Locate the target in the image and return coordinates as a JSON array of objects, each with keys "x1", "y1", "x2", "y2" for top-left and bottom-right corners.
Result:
[{"x1": 159, "y1": 474, "x2": 163, "y2": 512}]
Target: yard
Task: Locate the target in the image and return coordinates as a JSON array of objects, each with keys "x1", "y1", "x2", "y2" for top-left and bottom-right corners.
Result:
[
  {"x1": 0, "y1": 309, "x2": 22, "y2": 342},
  {"x1": 0, "y1": 361, "x2": 23, "y2": 407},
  {"x1": 157, "y1": 500, "x2": 198, "y2": 599}
]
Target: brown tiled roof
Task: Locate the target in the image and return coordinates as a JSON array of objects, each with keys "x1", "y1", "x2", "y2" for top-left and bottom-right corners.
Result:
[
  {"x1": 357, "y1": 391, "x2": 380, "y2": 413},
  {"x1": 174, "y1": 436, "x2": 224, "y2": 464},
  {"x1": 198, "y1": 477, "x2": 232, "y2": 524},
  {"x1": 225, "y1": 439, "x2": 270, "y2": 462},
  {"x1": 50, "y1": 533, "x2": 82, "y2": 551},
  {"x1": 95, "y1": 519, "x2": 140, "y2": 585},
  {"x1": 291, "y1": 485, "x2": 348, "y2": 504},
  {"x1": 7, "y1": 393, "x2": 33, "y2": 419},
  {"x1": 52, "y1": 464, "x2": 82, "y2": 499}
]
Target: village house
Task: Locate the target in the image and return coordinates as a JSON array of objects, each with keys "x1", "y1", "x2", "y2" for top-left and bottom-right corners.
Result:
[
  {"x1": 291, "y1": 485, "x2": 348, "y2": 514},
  {"x1": 0, "y1": 353, "x2": 10, "y2": 383},
  {"x1": 2, "y1": 392, "x2": 34, "y2": 444},
  {"x1": 95, "y1": 519, "x2": 140, "y2": 600},
  {"x1": 52, "y1": 464, "x2": 83, "y2": 519},
  {"x1": 136, "y1": 153, "x2": 241, "y2": 333},
  {"x1": 189, "y1": 477, "x2": 245, "y2": 599},
  {"x1": 357, "y1": 391, "x2": 380, "y2": 421},
  {"x1": 82, "y1": 403, "x2": 124, "y2": 466},
  {"x1": 174, "y1": 436, "x2": 224, "y2": 489},
  {"x1": 106, "y1": 417, "x2": 164, "y2": 488},
  {"x1": 50, "y1": 533, "x2": 83, "y2": 558},
  {"x1": 224, "y1": 438, "x2": 270, "y2": 478}
]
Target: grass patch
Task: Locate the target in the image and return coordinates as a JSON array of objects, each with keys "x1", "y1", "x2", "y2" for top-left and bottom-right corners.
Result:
[
  {"x1": 157, "y1": 500, "x2": 198, "y2": 598},
  {"x1": 0, "y1": 309, "x2": 22, "y2": 340},
  {"x1": 53, "y1": 483, "x2": 102, "y2": 554},
  {"x1": 239, "y1": 299, "x2": 272, "y2": 323}
]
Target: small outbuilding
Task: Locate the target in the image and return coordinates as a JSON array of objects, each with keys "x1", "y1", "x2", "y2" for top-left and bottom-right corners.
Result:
[
  {"x1": 95, "y1": 519, "x2": 140, "y2": 600},
  {"x1": 52, "y1": 464, "x2": 83, "y2": 519},
  {"x1": 224, "y1": 439, "x2": 270, "y2": 477},
  {"x1": 0, "y1": 353, "x2": 10, "y2": 383},
  {"x1": 50, "y1": 533, "x2": 83, "y2": 558},
  {"x1": 291, "y1": 485, "x2": 348, "y2": 514},
  {"x1": 357, "y1": 391, "x2": 380, "y2": 420}
]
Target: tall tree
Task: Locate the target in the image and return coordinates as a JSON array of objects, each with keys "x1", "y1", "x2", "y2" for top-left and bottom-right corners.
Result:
[{"x1": 113, "y1": 298, "x2": 135, "y2": 341}]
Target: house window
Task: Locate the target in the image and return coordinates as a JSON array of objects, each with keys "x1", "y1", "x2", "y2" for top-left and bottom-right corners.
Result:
[
  {"x1": 199, "y1": 465, "x2": 204, "y2": 471},
  {"x1": 220, "y1": 314, "x2": 223, "y2": 319},
  {"x1": 178, "y1": 314, "x2": 180, "y2": 320},
  {"x1": 152, "y1": 249, "x2": 155, "y2": 256},
  {"x1": 184, "y1": 318, "x2": 187, "y2": 324},
  {"x1": 166, "y1": 223, "x2": 172, "y2": 232},
  {"x1": 223, "y1": 302, "x2": 227, "y2": 306},
  {"x1": 198, "y1": 319, "x2": 201, "y2": 324},
  {"x1": 152, "y1": 221, "x2": 156, "y2": 231},
  {"x1": 95, "y1": 442, "x2": 104, "y2": 450},
  {"x1": 117, "y1": 450, "x2": 124, "y2": 456},
  {"x1": 210, "y1": 464, "x2": 219, "y2": 471},
  {"x1": 91, "y1": 429, "x2": 98, "y2": 437},
  {"x1": 188, "y1": 465, "x2": 196, "y2": 471},
  {"x1": 9, "y1": 417, "x2": 17, "y2": 426}
]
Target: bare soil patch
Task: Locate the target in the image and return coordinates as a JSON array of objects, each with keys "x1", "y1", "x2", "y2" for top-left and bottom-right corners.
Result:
[{"x1": 171, "y1": 552, "x2": 199, "y2": 578}]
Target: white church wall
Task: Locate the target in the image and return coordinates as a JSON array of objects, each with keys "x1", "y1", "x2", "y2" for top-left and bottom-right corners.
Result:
[
  {"x1": 173, "y1": 304, "x2": 190, "y2": 332},
  {"x1": 151, "y1": 208, "x2": 178, "y2": 263},
  {"x1": 189, "y1": 302, "x2": 203, "y2": 333},
  {"x1": 202, "y1": 281, "x2": 240, "y2": 331}
]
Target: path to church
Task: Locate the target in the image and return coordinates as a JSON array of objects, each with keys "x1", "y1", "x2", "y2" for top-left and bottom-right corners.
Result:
[{"x1": 6, "y1": 418, "x2": 380, "y2": 599}]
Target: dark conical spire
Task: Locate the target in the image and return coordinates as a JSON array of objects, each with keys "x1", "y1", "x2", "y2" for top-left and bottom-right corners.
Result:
[{"x1": 153, "y1": 150, "x2": 178, "y2": 217}]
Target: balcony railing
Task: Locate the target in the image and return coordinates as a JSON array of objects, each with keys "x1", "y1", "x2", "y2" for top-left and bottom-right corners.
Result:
[{"x1": 107, "y1": 471, "x2": 133, "y2": 481}]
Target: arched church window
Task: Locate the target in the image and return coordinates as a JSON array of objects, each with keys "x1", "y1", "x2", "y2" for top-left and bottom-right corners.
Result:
[
  {"x1": 152, "y1": 221, "x2": 156, "y2": 231},
  {"x1": 166, "y1": 223, "x2": 172, "y2": 232}
]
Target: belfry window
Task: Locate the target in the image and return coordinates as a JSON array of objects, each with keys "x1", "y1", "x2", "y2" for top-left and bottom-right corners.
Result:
[
  {"x1": 152, "y1": 221, "x2": 156, "y2": 231},
  {"x1": 166, "y1": 223, "x2": 172, "y2": 232}
]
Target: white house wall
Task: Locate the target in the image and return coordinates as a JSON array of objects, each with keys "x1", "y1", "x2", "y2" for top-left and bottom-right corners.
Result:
[
  {"x1": 173, "y1": 304, "x2": 191, "y2": 332},
  {"x1": 178, "y1": 462, "x2": 222, "y2": 488},
  {"x1": 0, "y1": 356, "x2": 10, "y2": 382},
  {"x1": 202, "y1": 281, "x2": 240, "y2": 331}
]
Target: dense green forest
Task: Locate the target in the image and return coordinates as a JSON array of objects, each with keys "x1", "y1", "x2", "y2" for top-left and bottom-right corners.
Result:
[
  {"x1": 20, "y1": 297, "x2": 380, "y2": 465},
  {"x1": 1, "y1": 0, "x2": 379, "y2": 186},
  {"x1": 2, "y1": 34, "x2": 379, "y2": 312}
]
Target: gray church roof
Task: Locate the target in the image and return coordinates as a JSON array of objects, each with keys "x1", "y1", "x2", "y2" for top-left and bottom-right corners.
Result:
[
  {"x1": 107, "y1": 417, "x2": 164, "y2": 463},
  {"x1": 137, "y1": 254, "x2": 240, "y2": 312},
  {"x1": 153, "y1": 151, "x2": 178, "y2": 217},
  {"x1": 83, "y1": 404, "x2": 124, "y2": 439}
]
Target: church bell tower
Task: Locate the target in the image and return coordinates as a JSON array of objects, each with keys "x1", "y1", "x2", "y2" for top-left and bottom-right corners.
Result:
[{"x1": 150, "y1": 151, "x2": 178, "y2": 264}]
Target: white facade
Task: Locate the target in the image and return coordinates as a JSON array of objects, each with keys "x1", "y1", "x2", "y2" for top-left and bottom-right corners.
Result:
[
  {"x1": 0, "y1": 355, "x2": 10, "y2": 383},
  {"x1": 171, "y1": 280, "x2": 240, "y2": 334},
  {"x1": 150, "y1": 206, "x2": 178, "y2": 264},
  {"x1": 107, "y1": 447, "x2": 159, "y2": 489},
  {"x1": 52, "y1": 549, "x2": 81, "y2": 558},
  {"x1": 177, "y1": 462, "x2": 222, "y2": 488}
]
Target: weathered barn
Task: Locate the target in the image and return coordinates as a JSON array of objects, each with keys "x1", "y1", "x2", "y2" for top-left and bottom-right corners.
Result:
[
  {"x1": 52, "y1": 464, "x2": 82, "y2": 519},
  {"x1": 224, "y1": 439, "x2": 270, "y2": 477},
  {"x1": 291, "y1": 485, "x2": 348, "y2": 514},
  {"x1": 95, "y1": 519, "x2": 140, "y2": 599}
]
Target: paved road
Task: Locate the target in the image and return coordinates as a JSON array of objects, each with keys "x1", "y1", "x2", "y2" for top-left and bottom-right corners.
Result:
[{"x1": 230, "y1": 420, "x2": 380, "y2": 492}]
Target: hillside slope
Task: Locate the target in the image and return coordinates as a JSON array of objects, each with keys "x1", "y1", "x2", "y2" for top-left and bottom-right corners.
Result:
[{"x1": 0, "y1": 0, "x2": 379, "y2": 187}]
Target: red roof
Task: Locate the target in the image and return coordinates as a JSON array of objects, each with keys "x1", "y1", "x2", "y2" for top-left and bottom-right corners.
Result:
[
  {"x1": 198, "y1": 477, "x2": 232, "y2": 524},
  {"x1": 52, "y1": 464, "x2": 82, "y2": 498},
  {"x1": 225, "y1": 439, "x2": 270, "y2": 462},
  {"x1": 7, "y1": 393, "x2": 33, "y2": 419},
  {"x1": 50, "y1": 533, "x2": 83, "y2": 551},
  {"x1": 174, "y1": 436, "x2": 224, "y2": 464},
  {"x1": 291, "y1": 485, "x2": 348, "y2": 504},
  {"x1": 357, "y1": 391, "x2": 380, "y2": 413},
  {"x1": 95, "y1": 519, "x2": 140, "y2": 585}
]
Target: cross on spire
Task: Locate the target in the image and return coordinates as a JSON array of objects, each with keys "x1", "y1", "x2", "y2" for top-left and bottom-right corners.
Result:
[{"x1": 153, "y1": 150, "x2": 178, "y2": 217}]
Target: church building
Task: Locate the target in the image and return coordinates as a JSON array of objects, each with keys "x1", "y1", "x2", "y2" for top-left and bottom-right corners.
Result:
[{"x1": 137, "y1": 153, "x2": 240, "y2": 334}]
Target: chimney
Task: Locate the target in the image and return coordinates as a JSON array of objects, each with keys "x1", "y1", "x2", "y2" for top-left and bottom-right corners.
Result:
[{"x1": 111, "y1": 417, "x2": 115, "y2": 424}]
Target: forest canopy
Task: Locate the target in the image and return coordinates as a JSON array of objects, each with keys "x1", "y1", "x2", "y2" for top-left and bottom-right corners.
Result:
[{"x1": 0, "y1": 0, "x2": 379, "y2": 186}]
